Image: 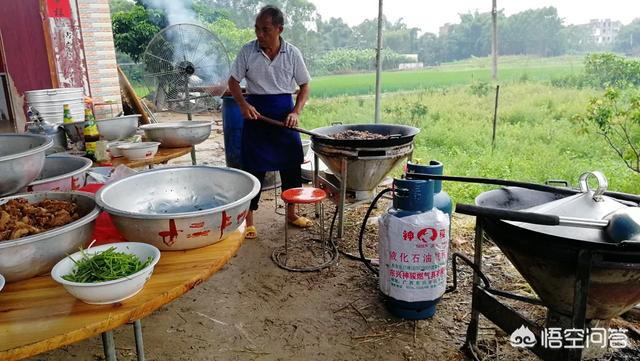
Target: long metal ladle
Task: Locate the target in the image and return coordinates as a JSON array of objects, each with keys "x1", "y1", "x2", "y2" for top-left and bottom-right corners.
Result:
[{"x1": 257, "y1": 115, "x2": 331, "y2": 139}]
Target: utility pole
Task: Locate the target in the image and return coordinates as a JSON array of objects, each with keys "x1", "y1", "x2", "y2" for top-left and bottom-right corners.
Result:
[
  {"x1": 374, "y1": 0, "x2": 383, "y2": 124},
  {"x1": 491, "y1": 0, "x2": 498, "y2": 81}
]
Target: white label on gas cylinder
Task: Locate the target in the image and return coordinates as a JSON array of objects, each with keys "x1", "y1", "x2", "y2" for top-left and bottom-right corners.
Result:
[{"x1": 378, "y1": 209, "x2": 450, "y2": 302}]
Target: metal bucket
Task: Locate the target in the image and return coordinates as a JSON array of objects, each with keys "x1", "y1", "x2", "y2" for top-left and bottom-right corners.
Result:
[{"x1": 25, "y1": 88, "x2": 85, "y2": 123}]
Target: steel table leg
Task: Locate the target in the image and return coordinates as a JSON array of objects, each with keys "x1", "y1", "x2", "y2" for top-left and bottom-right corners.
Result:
[
  {"x1": 101, "y1": 331, "x2": 117, "y2": 361},
  {"x1": 133, "y1": 319, "x2": 145, "y2": 361}
]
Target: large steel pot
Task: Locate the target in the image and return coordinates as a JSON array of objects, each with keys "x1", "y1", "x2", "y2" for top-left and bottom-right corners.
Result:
[
  {"x1": 0, "y1": 134, "x2": 53, "y2": 196},
  {"x1": 0, "y1": 191, "x2": 100, "y2": 282},
  {"x1": 139, "y1": 121, "x2": 212, "y2": 148},
  {"x1": 96, "y1": 166, "x2": 260, "y2": 250},
  {"x1": 24, "y1": 155, "x2": 93, "y2": 192},
  {"x1": 473, "y1": 186, "x2": 640, "y2": 320}
]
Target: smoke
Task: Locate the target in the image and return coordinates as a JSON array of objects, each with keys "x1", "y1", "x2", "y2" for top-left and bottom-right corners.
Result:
[{"x1": 142, "y1": 0, "x2": 199, "y2": 26}]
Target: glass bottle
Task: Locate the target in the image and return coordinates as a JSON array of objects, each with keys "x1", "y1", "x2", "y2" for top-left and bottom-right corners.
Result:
[{"x1": 83, "y1": 107, "x2": 100, "y2": 161}]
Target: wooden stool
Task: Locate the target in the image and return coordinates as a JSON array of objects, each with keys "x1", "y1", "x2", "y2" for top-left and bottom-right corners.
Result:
[{"x1": 272, "y1": 187, "x2": 337, "y2": 272}]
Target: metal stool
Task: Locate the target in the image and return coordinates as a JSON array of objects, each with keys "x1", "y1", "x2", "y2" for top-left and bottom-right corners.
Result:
[{"x1": 272, "y1": 187, "x2": 338, "y2": 272}]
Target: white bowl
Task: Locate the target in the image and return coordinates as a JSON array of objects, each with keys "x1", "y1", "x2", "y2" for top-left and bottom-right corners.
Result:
[
  {"x1": 0, "y1": 273, "x2": 5, "y2": 292},
  {"x1": 117, "y1": 142, "x2": 160, "y2": 161},
  {"x1": 50, "y1": 242, "x2": 160, "y2": 304},
  {"x1": 107, "y1": 141, "x2": 129, "y2": 158}
]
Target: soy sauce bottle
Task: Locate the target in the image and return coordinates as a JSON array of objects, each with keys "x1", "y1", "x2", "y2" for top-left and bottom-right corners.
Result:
[{"x1": 83, "y1": 107, "x2": 100, "y2": 161}]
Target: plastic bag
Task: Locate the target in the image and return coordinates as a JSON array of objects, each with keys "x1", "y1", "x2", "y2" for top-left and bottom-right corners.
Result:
[{"x1": 378, "y1": 209, "x2": 450, "y2": 302}]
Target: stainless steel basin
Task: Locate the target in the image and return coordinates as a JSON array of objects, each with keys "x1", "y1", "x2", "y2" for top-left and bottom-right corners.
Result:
[
  {"x1": 97, "y1": 114, "x2": 140, "y2": 140},
  {"x1": 96, "y1": 166, "x2": 260, "y2": 250},
  {"x1": 0, "y1": 134, "x2": 53, "y2": 196},
  {"x1": 139, "y1": 121, "x2": 212, "y2": 148},
  {"x1": 0, "y1": 191, "x2": 100, "y2": 282},
  {"x1": 25, "y1": 155, "x2": 93, "y2": 192}
]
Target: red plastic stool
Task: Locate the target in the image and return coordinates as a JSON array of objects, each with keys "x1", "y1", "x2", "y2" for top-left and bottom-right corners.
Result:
[{"x1": 272, "y1": 187, "x2": 337, "y2": 272}]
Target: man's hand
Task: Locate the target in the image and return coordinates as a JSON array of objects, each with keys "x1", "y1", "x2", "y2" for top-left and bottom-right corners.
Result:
[
  {"x1": 240, "y1": 104, "x2": 260, "y2": 120},
  {"x1": 285, "y1": 112, "x2": 299, "y2": 128}
]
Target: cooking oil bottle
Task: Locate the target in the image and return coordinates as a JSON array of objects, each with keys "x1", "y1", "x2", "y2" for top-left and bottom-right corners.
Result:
[{"x1": 83, "y1": 107, "x2": 100, "y2": 161}]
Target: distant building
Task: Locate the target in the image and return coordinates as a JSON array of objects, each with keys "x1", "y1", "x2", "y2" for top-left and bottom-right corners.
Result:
[
  {"x1": 589, "y1": 19, "x2": 622, "y2": 45},
  {"x1": 398, "y1": 54, "x2": 423, "y2": 70}
]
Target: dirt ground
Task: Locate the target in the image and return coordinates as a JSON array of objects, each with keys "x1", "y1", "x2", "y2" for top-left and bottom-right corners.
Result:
[{"x1": 31, "y1": 112, "x2": 640, "y2": 361}]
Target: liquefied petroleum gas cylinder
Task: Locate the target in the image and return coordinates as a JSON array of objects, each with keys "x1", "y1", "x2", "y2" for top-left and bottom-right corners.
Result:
[
  {"x1": 378, "y1": 178, "x2": 450, "y2": 320},
  {"x1": 406, "y1": 160, "x2": 452, "y2": 221}
]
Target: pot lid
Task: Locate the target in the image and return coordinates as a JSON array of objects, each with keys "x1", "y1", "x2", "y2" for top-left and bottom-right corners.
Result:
[{"x1": 508, "y1": 171, "x2": 627, "y2": 242}]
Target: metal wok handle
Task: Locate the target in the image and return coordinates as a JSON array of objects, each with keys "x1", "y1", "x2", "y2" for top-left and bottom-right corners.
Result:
[
  {"x1": 456, "y1": 203, "x2": 560, "y2": 225},
  {"x1": 257, "y1": 115, "x2": 330, "y2": 139},
  {"x1": 456, "y1": 203, "x2": 609, "y2": 229}
]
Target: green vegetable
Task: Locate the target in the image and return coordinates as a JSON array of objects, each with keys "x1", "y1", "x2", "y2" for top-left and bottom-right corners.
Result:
[{"x1": 62, "y1": 246, "x2": 153, "y2": 283}]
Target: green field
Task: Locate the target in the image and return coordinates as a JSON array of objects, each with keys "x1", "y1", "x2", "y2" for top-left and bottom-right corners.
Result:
[
  {"x1": 301, "y1": 82, "x2": 639, "y2": 203},
  {"x1": 311, "y1": 55, "x2": 583, "y2": 98}
]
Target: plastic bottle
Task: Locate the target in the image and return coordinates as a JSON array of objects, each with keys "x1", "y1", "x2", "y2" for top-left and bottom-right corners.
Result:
[
  {"x1": 63, "y1": 104, "x2": 74, "y2": 123},
  {"x1": 83, "y1": 107, "x2": 100, "y2": 161}
]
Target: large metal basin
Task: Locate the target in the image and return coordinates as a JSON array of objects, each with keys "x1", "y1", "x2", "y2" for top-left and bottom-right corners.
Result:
[
  {"x1": 0, "y1": 134, "x2": 53, "y2": 196},
  {"x1": 140, "y1": 121, "x2": 212, "y2": 148},
  {"x1": 97, "y1": 114, "x2": 140, "y2": 140},
  {"x1": 0, "y1": 191, "x2": 100, "y2": 282},
  {"x1": 25, "y1": 155, "x2": 93, "y2": 192},
  {"x1": 96, "y1": 166, "x2": 260, "y2": 250}
]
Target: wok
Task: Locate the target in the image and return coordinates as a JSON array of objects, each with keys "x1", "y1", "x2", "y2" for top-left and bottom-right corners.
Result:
[
  {"x1": 310, "y1": 124, "x2": 420, "y2": 148},
  {"x1": 467, "y1": 186, "x2": 640, "y2": 319}
]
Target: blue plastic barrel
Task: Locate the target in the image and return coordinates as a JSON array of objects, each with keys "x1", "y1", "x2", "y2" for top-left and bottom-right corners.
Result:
[{"x1": 222, "y1": 96, "x2": 243, "y2": 169}]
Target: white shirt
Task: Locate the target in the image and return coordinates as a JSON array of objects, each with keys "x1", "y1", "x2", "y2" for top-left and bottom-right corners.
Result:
[{"x1": 230, "y1": 39, "x2": 311, "y2": 94}]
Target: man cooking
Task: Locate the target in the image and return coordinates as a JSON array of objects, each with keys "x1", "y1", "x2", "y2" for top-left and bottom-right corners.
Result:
[{"x1": 227, "y1": 5, "x2": 312, "y2": 239}]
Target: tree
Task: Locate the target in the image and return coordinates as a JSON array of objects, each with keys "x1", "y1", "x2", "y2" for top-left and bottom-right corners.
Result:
[
  {"x1": 112, "y1": 4, "x2": 165, "y2": 62},
  {"x1": 501, "y1": 7, "x2": 565, "y2": 56},
  {"x1": 614, "y1": 19, "x2": 640, "y2": 55},
  {"x1": 109, "y1": 0, "x2": 134, "y2": 14},
  {"x1": 576, "y1": 87, "x2": 640, "y2": 174}
]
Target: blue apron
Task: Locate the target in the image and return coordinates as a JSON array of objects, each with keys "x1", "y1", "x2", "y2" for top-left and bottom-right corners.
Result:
[{"x1": 242, "y1": 94, "x2": 303, "y2": 172}]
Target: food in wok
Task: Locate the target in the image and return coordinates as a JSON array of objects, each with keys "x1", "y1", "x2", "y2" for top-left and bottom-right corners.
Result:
[
  {"x1": 331, "y1": 130, "x2": 388, "y2": 140},
  {"x1": 0, "y1": 198, "x2": 79, "y2": 241}
]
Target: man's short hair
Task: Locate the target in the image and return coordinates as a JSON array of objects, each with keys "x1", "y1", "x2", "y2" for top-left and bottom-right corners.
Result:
[{"x1": 258, "y1": 5, "x2": 285, "y2": 27}]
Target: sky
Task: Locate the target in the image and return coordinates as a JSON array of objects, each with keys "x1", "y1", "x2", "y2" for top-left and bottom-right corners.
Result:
[{"x1": 311, "y1": 0, "x2": 639, "y2": 34}]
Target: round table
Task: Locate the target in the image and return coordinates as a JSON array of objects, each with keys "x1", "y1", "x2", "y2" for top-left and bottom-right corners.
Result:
[{"x1": 0, "y1": 227, "x2": 245, "y2": 360}]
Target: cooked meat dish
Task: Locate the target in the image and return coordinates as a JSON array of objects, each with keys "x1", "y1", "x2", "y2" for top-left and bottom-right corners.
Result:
[
  {"x1": 331, "y1": 130, "x2": 388, "y2": 140},
  {"x1": 0, "y1": 198, "x2": 80, "y2": 241}
]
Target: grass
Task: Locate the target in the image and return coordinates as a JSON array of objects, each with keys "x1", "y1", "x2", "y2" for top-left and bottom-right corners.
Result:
[
  {"x1": 301, "y1": 82, "x2": 640, "y2": 203},
  {"x1": 311, "y1": 64, "x2": 580, "y2": 98}
]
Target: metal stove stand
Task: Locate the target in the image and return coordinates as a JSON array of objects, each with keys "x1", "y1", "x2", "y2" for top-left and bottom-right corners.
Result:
[{"x1": 452, "y1": 218, "x2": 621, "y2": 361}]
